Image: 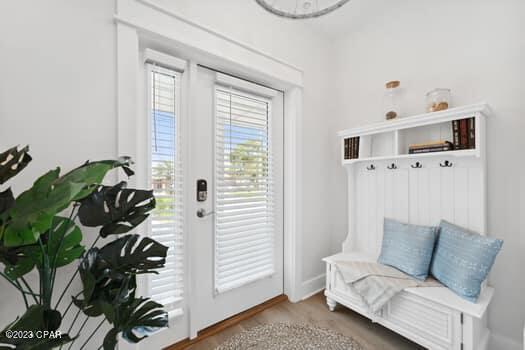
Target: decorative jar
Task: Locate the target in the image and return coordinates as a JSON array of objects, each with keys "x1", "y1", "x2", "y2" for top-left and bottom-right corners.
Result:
[
  {"x1": 426, "y1": 88, "x2": 451, "y2": 112},
  {"x1": 383, "y1": 80, "x2": 401, "y2": 120}
]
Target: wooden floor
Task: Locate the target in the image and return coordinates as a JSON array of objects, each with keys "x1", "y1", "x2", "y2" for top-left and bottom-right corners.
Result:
[{"x1": 185, "y1": 292, "x2": 424, "y2": 350}]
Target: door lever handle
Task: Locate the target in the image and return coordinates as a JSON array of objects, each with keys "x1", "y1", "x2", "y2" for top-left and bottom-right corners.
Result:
[{"x1": 196, "y1": 208, "x2": 215, "y2": 218}]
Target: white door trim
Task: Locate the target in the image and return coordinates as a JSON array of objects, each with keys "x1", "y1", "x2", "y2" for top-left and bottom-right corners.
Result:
[{"x1": 115, "y1": 0, "x2": 304, "y2": 346}]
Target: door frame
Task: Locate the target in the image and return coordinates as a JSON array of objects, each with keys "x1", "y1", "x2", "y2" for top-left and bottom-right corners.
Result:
[{"x1": 115, "y1": 0, "x2": 304, "y2": 346}]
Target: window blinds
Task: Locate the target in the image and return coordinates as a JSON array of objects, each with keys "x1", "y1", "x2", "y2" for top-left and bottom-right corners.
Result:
[
  {"x1": 214, "y1": 86, "x2": 275, "y2": 294},
  {"x1": 149, "y1": 65, "x2": 184, "y2": 311}
]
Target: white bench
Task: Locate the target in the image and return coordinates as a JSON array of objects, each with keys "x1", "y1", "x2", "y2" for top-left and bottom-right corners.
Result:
[{"x1": 323, "y1": 252, "x2": 493, "y2": 350}]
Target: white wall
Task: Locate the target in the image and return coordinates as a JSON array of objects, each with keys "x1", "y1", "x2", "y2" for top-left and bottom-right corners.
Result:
[
  {"x1": 0, "y1": 0, "x2": 118, "y2": 347},
  {"x1": 329, "y1": 0, "x2": 525, "y2": 347}
]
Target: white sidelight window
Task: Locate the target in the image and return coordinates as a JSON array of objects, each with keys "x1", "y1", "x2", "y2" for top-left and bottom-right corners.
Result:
[
  {"x1": 147, "y1": 64, "x2": 184, "y2": 313},
  {"x1": 214, "y1": 85, "x2": 275, "y2": 294}
]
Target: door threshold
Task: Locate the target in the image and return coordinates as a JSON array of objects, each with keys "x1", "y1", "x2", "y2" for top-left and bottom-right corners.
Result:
[{"x1": 165, "y1": 294, "x2": 288, "y2": 350}]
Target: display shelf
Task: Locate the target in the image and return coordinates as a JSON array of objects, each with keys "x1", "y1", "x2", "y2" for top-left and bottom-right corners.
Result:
[
  {"x1": 342, "y1": 149, "x2": 478, "y2": 165},
  {"x1": 339, "y1": 103, "x2": 489, "y2": 165}
]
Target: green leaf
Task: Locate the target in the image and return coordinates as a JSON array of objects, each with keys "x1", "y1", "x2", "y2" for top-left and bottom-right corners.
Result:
[
  {"x1": 102, "y1": 329, "x2": 119, "y2": 350},
  {"x1": 46, "y1": 217, "x2": 85, "y2": 268},
  {"x1": 78, "y1": 182, "x2": 155, "y2": 237},
  {"x1": 2, "y1": 169, "x2": 85, "y2": 247},
  {"x1": 2, "y1": 157, "x2": 135, "y2": 247},
  {"x1": 56, "y1": 157, "x2": 134, "y2": 201},
  {"x1": 0, "y1": 188, "x2": 14, "y2": 218},
  {"x1": 74, "y1": 248, "x2": 137, "y2": 317},
  {"x1": 3, "y1": 249, "x2": 37, "y2": 279},
  {"x1": 0, "y1": 146, "x2": 32, "y2": 185},
  {"x1": 0, "y1": 305, "x2": 73, "y2": 349},
  {"x1": 74, "y1": 235, "x2": 166, "y2": 320},
  {"x1": 2, "y1": 216, "x2": 84, "y2": 279},
  {"x1": 97, "y1": 235, "x2": 167, "y2": 275},
  {"x1": 103, "y1": 298, "x2": 167, "y2": 349}
]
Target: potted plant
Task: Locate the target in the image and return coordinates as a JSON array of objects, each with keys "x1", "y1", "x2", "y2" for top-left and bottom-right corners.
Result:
[{"x1": 0, "y1": 146, "x2": 168, "y2": 349}]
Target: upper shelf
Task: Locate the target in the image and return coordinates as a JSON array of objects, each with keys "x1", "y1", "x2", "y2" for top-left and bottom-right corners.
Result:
[
  {"x1": 342, "y1": 149, "x2": 478, "y2": 165},
  {"x1": 338, "y1": 102, "x2": 490, "y2": 138}
]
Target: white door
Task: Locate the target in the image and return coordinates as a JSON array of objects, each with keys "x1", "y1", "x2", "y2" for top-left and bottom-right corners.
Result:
[{"x1": 189, "y1": 64, "x2": 284, "y2": 333}]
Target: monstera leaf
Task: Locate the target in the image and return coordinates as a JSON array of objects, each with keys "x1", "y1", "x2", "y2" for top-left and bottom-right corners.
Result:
[
  {"x1": 97, "y1": 235, "x2": 167, "y2": 275},
  {"x1": 78, "y1": 182, "x2": 155, "y2": 237},
  {"x1": 2, "y1": 217, "x2": 84, "y2": 279},
  {"x1": 0, "y1": 305, "x2": 73, "y2": 350},
  {"x1": 102, "y1": 298, "x2": 168, "y2": 350},
  {"x1": 0, "y1": 146, "x2": 32, "y2": 185},
  {"x1": 1, "y1": 168, "x2": 84, "y2": 247},
  {"x1": 0, "y1": 188, "x2": 14, "y2": 216},
  {"x1": 45, "y1": 216, "x2": 85, "y2": 269},
  {"x1": 55, "y1": 157, "x2": 134, "y2": 201},
  {"x1": 74, "y1": 235, "x2": 167, "y2": 317},
  {"x1": 1, "y1": 158, "x2": 134, "y2": 247}
]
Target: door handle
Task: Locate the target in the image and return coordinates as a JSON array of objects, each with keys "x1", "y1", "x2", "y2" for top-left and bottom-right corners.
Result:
[{"x1": 196, "y1": 208, "x2": 215, "y2": 218}]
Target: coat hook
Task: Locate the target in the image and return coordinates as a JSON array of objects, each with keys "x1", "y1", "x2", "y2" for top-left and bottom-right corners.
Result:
[
  {"x1": 387, "y1": 163, "x2": 397, "y2": 170},
  {"x1": 440, "y1": 160, "x2": 453, "y2": 167},
  {"x1": 411, "y1": 161, "x2": 423, "y2": 169},
  {"x1": 366, "y1": 164, "x2": 376, "y2": 171}
]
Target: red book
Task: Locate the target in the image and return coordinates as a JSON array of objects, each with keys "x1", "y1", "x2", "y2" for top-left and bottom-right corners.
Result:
[
  {"x1": 459, "y1": 119, "x2": 468, "y2": 149},
  {"x1": 468, "y1": 117, "x2": 476, "y2": 149}
]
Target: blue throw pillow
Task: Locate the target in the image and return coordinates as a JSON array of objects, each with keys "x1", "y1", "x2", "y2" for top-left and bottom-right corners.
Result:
[
  {"x1": 378, "y1": 218, "x2": 439, "y2": 280},
  {"x1": 430, "y1": 220, "x2": 503, "y2": 303}
]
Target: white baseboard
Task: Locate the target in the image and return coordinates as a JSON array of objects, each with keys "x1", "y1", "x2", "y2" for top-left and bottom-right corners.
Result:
[
  {"x1": 490, "y1": 332, "x2": 521, "y2": 350},
  {"x1": 300, "y1": 273, "x2": 325, "y2": 301}
]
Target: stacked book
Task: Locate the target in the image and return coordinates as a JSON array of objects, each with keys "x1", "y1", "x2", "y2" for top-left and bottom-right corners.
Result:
[
  {"x1": 408, "y1": 141, "x2": 454, "y2": 154},
  {"x1": 452, "y1": 117, "x2": 475, "y2": 149},
  {"x1": 344, "y1": 137, "x2": 360, "y2": 159}
]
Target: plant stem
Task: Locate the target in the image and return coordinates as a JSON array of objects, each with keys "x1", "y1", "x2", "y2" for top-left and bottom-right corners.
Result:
[
  {"x1": 61, "y1": 291, "x2": 83, "y2": 320},
  {"x1": 14, "y1": 280, "x2": 29, "y2": 308},
  {"x1": 0, "y1": 271, "x2": 23, "y2": 292},
  {"x1": 67, "y1": 308, "x2": 82, "y2": 334},
  {"x1": 0, "y1": 271, "x2": 38, "y2": 306},
  {"x1": 37, "y1": 237, "x2": 52, "y2": 308},
  {"x1": 20, "y1": 276, "x2": 39, "y2": 304},
  {"x1": 67, "y1": 315, "x2": 90, "y2": 350},
  {"x1": 55, "y1": 235, "x2": 100, "y2": 309},
  {"x1": 59, "y1": 307, "x2": 82, "y2": 350},
  {"x1": 50, "y1": 207, "x2": 78, "y2": 293},
  {"x1": 78, "y1": 317, "x2": 106, "y2": 350}
]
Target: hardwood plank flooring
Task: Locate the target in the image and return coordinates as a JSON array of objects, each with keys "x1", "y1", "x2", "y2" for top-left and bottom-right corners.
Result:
[{"x1": 185, "y1": 292, "x2": 424, "y2": 350}]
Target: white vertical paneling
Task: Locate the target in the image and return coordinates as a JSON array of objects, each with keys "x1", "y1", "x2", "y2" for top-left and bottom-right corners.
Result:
[
  {"x1": 428, "y1": 166, "x2": 442, "y2": 226},
  {"x1": 356, "y1": 166, "x2": 367, "y2": 252},
  {"x1": 453, "y1": 166, "x2": 469, "y2": 227},
  {"x1": 467, "y1": 166, "x2": 483, "y2": 233},
  {"x1": 349, "y1": 158, "x2": 484, "y2": 256},
  {"x1": 367, "y1": 169, "x2": 378, "y2": 254},
  {"x1": 384, "y1": 168, "x2": 395, "y2": 220},
  {"x1": 440, "y1": 167, "x2": 455, "y2": 222},
  {"x1": 361, "y1": 167, "x2": 370, "y2": 252},
  {"x1": 408, "y1": 167, "x2": 419, "y2": 224},
  {"x1": 375, "y1": 166, "x2": 385, "y2": 257},
  {"x1": 417, "y1": 168, "x2": 431, "y2": 225},
  {"x1": 393, "y1": 169, "x2": 409, "y2": 222}
]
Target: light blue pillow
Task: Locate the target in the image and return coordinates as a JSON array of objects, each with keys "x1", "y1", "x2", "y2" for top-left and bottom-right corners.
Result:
[
  {"x1": 430, "y1": 220, "x2": 503, "y2": 303},
  {"x1": 378, "y1": 218, "x2": 439, "y2": 280}
]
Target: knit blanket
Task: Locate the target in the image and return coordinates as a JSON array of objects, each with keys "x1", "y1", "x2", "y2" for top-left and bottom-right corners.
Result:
[{"x1": 334, "y1": 261, "x2": 441, "y2": 314}]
